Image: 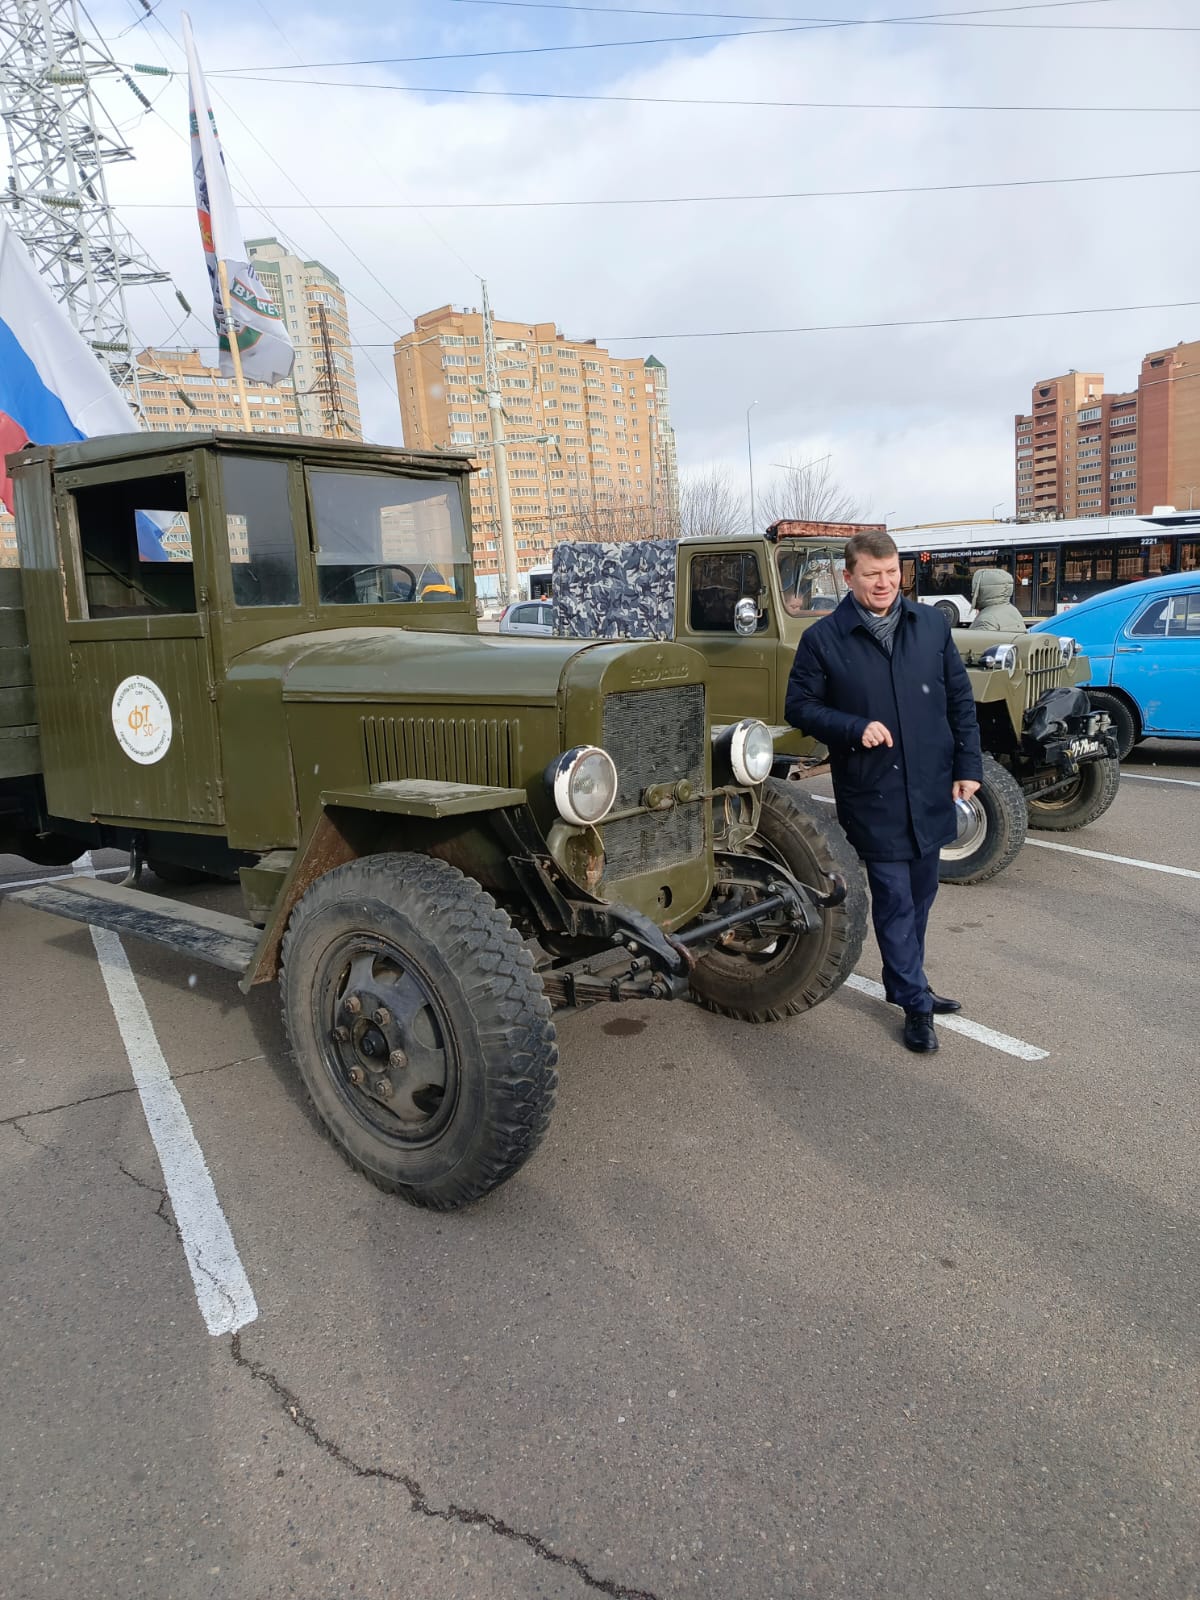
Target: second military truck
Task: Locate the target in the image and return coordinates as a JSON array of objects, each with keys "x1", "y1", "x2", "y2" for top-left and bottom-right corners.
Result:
[{"x1": 551, "y1": 525, "x2": 1121, "y2": 886}]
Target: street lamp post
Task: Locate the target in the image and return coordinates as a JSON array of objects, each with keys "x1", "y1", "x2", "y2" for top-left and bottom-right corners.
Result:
[
  {"x1": 746, "y1": 400, "x2": 758, "y2": 534},
  {"x1": 992, "y1": 501, "x2": 1005, "y2": 521}
]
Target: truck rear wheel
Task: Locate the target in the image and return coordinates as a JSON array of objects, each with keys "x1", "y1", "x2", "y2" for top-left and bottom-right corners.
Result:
[
  {"x1": 1027, "y1": 756, "x2": 1120, "y2": 832},
  {"x1": 938, "y1": 754, "x2": 1027, "y2": 886},
  {"x1": 280, "y1": 852, "x2": 558, "y2": 1210},
  {"x1": 688, "y1": 780, "x2": 868, "y2": 1023}
]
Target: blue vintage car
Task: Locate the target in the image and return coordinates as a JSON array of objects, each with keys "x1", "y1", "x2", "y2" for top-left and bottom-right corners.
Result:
[{"x1": 1031, "y1": 571, "x2": 1200, "y2": 758}]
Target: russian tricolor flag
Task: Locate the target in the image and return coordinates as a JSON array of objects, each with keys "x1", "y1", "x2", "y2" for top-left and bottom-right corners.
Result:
[{"x1": 1, "y1": 217, "x2": 164, "y2": 558}]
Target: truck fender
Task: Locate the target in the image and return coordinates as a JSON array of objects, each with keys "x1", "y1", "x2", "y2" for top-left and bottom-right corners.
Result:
[{"x1": 240, "y1": 779, "x2": 526, "y2": 991}]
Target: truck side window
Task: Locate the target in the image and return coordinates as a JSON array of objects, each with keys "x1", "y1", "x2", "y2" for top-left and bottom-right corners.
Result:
[
  {"x1": 222, "y1": 456, "x2": 300, "y2": 607},
  {"x1": 69, "y1": 472, "x2": 196, "y2": 619},
  {"x1": 688, "y1": 551, "x2": 765, "y2": 633}
]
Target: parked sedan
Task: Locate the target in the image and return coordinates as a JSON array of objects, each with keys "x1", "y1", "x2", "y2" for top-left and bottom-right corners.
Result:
[
  {"x1": 498, "y1": 600, "x2": 555, "y2": 637},
  {"x1": 1031, "y1": 571, "x2": 1200, "y2": 758}
]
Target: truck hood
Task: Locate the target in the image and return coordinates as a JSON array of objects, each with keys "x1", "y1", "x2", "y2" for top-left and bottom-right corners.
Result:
[{"x1": 226, "y1": 626, "x2": 604, "y2": 707}]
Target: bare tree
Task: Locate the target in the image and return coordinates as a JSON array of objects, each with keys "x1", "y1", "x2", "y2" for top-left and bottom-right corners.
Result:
[
  {"x1": 555, "y1": 489, "x2": 664, "y2": 545},
  {"x1": 758, "y1": 455, "x2": 862, "y2": 528},
  {"x1": 677, "y1": 467, "x2": 746, "y2": 539}
]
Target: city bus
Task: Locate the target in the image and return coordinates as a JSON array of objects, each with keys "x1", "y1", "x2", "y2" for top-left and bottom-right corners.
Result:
[
  {"x1": 891, "y1": 509, "x2": 1200, "y2": 623},
  {"x1": 526, "y1": 562, "x2": 554, "y2": 601}
]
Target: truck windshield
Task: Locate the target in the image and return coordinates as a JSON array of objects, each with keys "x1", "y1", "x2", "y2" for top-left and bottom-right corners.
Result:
[
  {"x1": 774, "y1": 544, "x2": 844, "y2": 618},
  {"x1": 308, "y1": 470, "x2": 470, "y2": 606}
]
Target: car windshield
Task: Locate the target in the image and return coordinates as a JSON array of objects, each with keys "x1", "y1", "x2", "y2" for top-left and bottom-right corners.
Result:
[
  {"x1": 774, "y1": 544, "x2": 845, "y2": 618},
  {"x1": 308, "y1": 469, "x2": 470, "y2": 605}
]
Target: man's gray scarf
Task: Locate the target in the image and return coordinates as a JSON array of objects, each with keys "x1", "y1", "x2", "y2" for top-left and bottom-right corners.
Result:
[{"x1": 852, "y1": 595, "x2": 903, "y2": 655}]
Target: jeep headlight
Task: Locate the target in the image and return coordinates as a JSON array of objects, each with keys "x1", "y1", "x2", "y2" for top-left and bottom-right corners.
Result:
[
  {"x1": 550, "y1": 745, "x2": 618, "y2": 827},
  {"x1": 729, "y1": 719, "x2": 774, "y2": 785},
  {"x1": 1057, "y1": 635, "x2": 1081, "y2": 665},
  {"x1": 980, "y1": 644, "x2": 1017, "y2": 676}
]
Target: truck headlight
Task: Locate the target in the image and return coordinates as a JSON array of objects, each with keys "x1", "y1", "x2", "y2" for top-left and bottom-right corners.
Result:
[
  {"x1": 1057, "y1": 636, "x2": 1081, "y2": 665},
  {"x1": 728, "y1": 719, "x2": 774, "y2": 785},
  {"x1": 550, "y1": 745, "x2": 619, "y2": 826},
  {"x1": 980, "y1": 644, "x2": 1017, "y2": 676}
]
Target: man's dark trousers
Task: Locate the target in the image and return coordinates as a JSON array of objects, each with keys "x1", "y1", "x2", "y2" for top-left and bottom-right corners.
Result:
[{"x1": 864, "y1": 850, "x2": 941, "y2": 1012}]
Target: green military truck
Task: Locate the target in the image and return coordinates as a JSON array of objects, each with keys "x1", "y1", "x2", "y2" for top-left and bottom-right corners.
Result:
[
  {"x1": 0, "y1": 432, "x2": 869, "y2": 1209},
  {"x1": 551, "y1": 526, "x2": 1121, "y2": 886}
]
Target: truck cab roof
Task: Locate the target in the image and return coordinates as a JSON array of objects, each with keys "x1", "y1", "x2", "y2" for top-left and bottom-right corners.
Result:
[{"x1": 6, "y1": 430, "x2": 475, "y2": 478}]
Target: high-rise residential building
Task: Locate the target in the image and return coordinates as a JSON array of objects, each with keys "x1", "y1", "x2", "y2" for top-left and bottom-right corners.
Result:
[
  {"x1": 136, "y1": 346, "x2": 302, "y2": 434},
  {"x1": 246, "y1": 237, "x2": 362, "y2": 438},
  {"x1": 1014, "y1": 340, "x2": 1200, "y2": 520},
  {"x1": 394, "y1": 304, "x2": 679, "y2": 588}
]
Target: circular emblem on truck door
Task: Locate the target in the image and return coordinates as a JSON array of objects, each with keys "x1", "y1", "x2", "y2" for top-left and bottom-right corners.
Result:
[{"x1": 111, "y1": 675, "x2": 173, "y2": 765}]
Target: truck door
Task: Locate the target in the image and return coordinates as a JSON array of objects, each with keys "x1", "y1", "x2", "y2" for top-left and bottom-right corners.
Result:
[
  {"x1": 45, "y1": 455, "x2": 224, "y2": 827},
  {"x1": 679, "y1": 547, "x2": 776, "y2": 726}
]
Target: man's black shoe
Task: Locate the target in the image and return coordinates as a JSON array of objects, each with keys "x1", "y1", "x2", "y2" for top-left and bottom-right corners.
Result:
[
  {"x1": 903, "y1": 1010, "x2": 939, "y2": 1053},
  {"x1": 927, "y1": 989, "x2": 961, "y2": 1015}
]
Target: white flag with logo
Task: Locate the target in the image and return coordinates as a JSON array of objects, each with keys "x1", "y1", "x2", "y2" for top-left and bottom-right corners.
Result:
[{"x1": 182, "y1": 13, "x2": 294, "y2": 385}]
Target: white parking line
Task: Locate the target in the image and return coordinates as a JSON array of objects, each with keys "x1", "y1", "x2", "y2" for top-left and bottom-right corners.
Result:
[
  {"x1": 1123, "y1": 773, "x2": 1200, "y2": 789},
  {"x1": 845, "y1": 975, "x2": 1050, "y2": 1062},
  {"x1": 1025, "y1": 839, "x2": 1200, "y2": 880},
  {"x1": 0, "y1": 865, "x2": 126, "y2": 895},
  {"x1": 73, "y1": 855, "x2": 257, "y2": 1336}
]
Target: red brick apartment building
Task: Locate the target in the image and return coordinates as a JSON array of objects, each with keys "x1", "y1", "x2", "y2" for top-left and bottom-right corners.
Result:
[{"x1": 1014, "y1": 340, "x2": 1200, "y2": 520}]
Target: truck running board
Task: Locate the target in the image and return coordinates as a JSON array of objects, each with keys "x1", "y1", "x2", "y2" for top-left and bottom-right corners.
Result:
[{"x1": 9, "y1": 876, "x2": 259, "y2": 975}]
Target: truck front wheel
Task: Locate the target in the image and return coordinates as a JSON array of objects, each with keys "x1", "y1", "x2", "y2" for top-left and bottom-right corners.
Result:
[
  {"x1": 280, "y1": 852, "x2": 558, "y2": 1209},
  {"x1": 688, "y1": 780, "x2": 868, "y2": 1023},
  {"x1": 938, "y1": 754, "x2": 1027, "y2": 886},
  {"x1": 1027, "y1": 756, "x2": 1120, "y2": 832}
]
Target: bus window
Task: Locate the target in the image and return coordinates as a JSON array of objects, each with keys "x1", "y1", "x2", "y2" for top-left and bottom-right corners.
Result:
[
  {"x1": 1180, "y1": 540, "x2": 1200, "y2": 574},
  {"x1": 918, "y1": 547, "x2": 1010, "y2": 608},
  {"x1": 1062, "y1": 543, "x2": 1116, "y2": 604},
  {"x1": 1144, "y1": 540, "x2": 1174, "y2": 578},
  {"x1": 900, "y1": 557, "x2": 916, "y2": 599}
]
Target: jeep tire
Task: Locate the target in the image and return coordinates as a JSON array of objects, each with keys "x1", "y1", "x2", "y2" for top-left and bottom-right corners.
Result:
[
  {"x1": 1085, "y1": 690, "x2": 1138, "y2": 761},
  {"x1": 688, "y1": 779, "x2": 868, "y2": 1023},
  {"x1": 1027, "y1": 755, "x2": 1121, "y2": 832},
  {"x1": 938, "y1": 753, "x2": 1027, "y2": 886},
  {"x1": 281, "y1": 852, "x2": 558, "y2": 1209}
]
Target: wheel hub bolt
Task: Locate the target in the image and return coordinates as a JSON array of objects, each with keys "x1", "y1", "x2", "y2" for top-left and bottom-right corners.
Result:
[
  {"x1": 332, "y1": 1025, "x2": 350, "y2": 1043},
  {"x1": 345, "y1": 994, "x2": 362, "y2": 1014},
  {"x1": 373, "y1": 1007, "x2": 391, "y2": 1026},
  {"x1": 348, "y1": 1066, "x2": 364, "y2": 1085},
  {"x1": 388, "y1": 1048, "x2": 407, "y2": 1071},
  {"x1": 375, "y1": 1076, "x2": 394, "y2": 1098}
]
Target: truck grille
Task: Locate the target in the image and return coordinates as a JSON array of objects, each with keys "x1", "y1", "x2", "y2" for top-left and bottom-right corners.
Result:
[
  {"x1": 600, "y1": 684, "x2": 706, "y2": 882},
  {"x1": 1023, "y1": 640, "x2": 1066, "y2": 710},
  {"x1": 363, "y1": 715, "x2": 519, "y2": 786}
]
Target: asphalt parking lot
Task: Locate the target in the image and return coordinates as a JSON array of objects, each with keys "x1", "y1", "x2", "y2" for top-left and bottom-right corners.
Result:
[{"x1": 2, "y1": 741, "x2": 1198, "y2": 1600}]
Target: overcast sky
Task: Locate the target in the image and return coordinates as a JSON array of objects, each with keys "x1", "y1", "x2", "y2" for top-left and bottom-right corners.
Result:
[{"x1": 75, "y1": 0, "x2": 1199, "y2": 525}]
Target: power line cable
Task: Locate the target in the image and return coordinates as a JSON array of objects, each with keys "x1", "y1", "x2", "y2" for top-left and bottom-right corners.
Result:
[
  {"x1": 440, "y1": 0, "x2": 1194, "y2": 32},
  {"x1": 117, "y1": 164, "x2": 1200, "y2": 211},
  {"x1": 206, "y1": 73, "x2": 1200, "y2": 116}
]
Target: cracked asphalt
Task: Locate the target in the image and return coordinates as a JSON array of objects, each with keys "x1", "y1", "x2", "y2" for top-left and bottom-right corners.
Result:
[{"x1": 2, "y1": 741, "x2": 1199, "y2": 1600}]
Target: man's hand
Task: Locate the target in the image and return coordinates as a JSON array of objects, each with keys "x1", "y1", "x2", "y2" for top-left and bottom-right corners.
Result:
[
  {"x1": 861, "y1": 721, "x2": 894, "y2": 749},
  {"x1": 953, "y1": 779, "x2": 981, "y2": 801}
]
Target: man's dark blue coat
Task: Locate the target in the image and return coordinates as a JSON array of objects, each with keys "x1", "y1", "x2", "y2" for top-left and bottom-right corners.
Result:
[{"x1": 784, "y1": 594, "x2": 983, "y2": 862}]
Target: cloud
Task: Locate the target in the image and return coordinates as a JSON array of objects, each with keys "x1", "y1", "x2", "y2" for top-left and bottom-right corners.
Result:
[{"x1": 86, "y1": 0, "x2": 1196, "y2": 523}]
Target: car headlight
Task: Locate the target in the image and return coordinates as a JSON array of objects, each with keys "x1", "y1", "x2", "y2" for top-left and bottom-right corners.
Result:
[
  {"x1": 980, "y1": 644, "x2": 1017, "y2": 676},
  {"x1": 729, "y1": 718, "x2": 774, "y2": 785},
  {"x1": 1057, "y1": 635, "x2": 1081, "y2": 665},
  {"x1": 550, "y1": 745, "x2": 619, "y2": 827}
]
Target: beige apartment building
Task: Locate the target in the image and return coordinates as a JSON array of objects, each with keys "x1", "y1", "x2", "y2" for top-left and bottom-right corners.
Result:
[
  {"x1": 246, "y1": 237, "x2": 362, "y2": 438},
  {"x1": 1014, "y1": 340, "x2": 1200, "y2": 520},
  {"x1": 394, "y1": 304, "x2": 679, "y2": 588},
  {"x1": 135, "y1": 346, "x2": 302, "y2": 435}
]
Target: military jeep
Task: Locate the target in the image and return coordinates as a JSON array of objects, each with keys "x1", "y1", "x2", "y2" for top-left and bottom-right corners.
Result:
[
  {"x1": 551, "y1": 529, "x2": 1121, "y2": 885},
  {"x1": 0, "y1": 433, "x2": 867, "y2": 1209}
]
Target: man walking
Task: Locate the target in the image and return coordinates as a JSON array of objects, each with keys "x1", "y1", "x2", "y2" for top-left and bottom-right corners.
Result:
[{"x1": 784, "y1": 530, "x2": 983, "y2": 1052}]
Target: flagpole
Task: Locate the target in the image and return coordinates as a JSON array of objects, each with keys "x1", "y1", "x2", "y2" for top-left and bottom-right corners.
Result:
[{"x1": 216, "y1": 258, "x2": 252, "y2": 429}]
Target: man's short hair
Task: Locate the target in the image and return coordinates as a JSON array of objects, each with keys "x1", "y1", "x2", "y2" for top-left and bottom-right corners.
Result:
[{"x1": 845, "y1": 530, "x2": 899, "y2": 570}]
